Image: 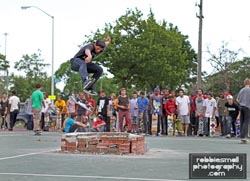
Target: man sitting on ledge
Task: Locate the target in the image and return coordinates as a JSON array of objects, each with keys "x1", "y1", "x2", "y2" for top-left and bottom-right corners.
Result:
[{"x1": 92, "y1": 114, "x2": 106, "y2": 132}]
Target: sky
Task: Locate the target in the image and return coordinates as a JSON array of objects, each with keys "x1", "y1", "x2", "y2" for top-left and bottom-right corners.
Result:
[{"x1": 0, "y1": 0, "x2": 250, "y2": 90}]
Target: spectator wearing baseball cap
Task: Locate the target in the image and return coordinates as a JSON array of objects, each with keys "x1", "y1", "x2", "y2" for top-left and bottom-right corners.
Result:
[
  {"x1": 225, "y1": 95, "x2": 240, "y2": 138},
  {"x1": 149, "y1": 87, "x2": 162, "y2": 136}
]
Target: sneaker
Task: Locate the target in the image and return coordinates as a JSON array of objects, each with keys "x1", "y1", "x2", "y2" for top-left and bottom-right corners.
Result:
[
  {"x1": 226, "y1": 134, "x2": 231, "y2": 138},
  {"x1": 34, "y1": 130, "x2": 42, "y2": 136},
  {"x1": 156, "y1": 133, "x2": 161, "y2": 136},
  {"x1": 83, "y1": 78, "x2": 95, "y2": 90}
]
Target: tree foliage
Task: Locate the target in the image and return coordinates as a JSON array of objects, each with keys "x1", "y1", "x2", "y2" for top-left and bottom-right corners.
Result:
[
  {"x1": 0, "y1": 53, "x2": 10, "y2": 93},
  {"x1": 14, "y1": 49, "x2": 49, "y2": 79},
  {"x1": 86, "y1": 8, "x2": 197, "y2": 91},
  {"x1": 203, "y1": 57, "x2": 250, "y2": 97},
  {"x1": 10, "y1": 50, "x2": 54, "y2": 101},
  {"x1": 206, "y1": 42, "x2": 242, "y2": 92}
]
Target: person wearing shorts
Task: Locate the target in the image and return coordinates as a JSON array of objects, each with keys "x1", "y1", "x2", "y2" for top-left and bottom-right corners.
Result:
[
  {"x1": 202, "y1": 92, "x2": 217, "y2": 136},
  {"x1": 130, "y1": 91, "x2": 138, "y2": 133},
  {"x1": 176, "y1": 89, "x2": 190, "y2": 136}
]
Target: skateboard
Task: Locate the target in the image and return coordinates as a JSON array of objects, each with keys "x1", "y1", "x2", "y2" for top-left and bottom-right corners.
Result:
[
  {"x1": 69, "y1": 96, "x2": 92, "y2": 112},
  {"x1": 236, "y1": 119, "x2": 240, "y2": 136},
  {"x1": 151, "y1": 113, "x2": 158, "y2": 135},
  {"x1": 210, "y1": 116, "x2": 216, "y2": 137},
  {"x1": 175, "y1": 117, "x2": 182, "y2": 136},
  {"x1": 83, "y1": 89, "x2": 98, "y2": 96},
  {"x1": 110, "y1": 115, "x2": 115, "y2": 132},
  {"x1": 197, "y1": 116, "x2": 204, "y2": 136},
  {"x1": 43, "y1": 113, "x2": 50, "y2": 131},
  {"x1": 167, "y1": 115, "x2": 174, "y2": 136},
  {"x1": 34, "y1": 130, "x2": 42, "y2": 136},
  {"x1": 138, "y1": 112, "x2": 144, "y2": 133}
]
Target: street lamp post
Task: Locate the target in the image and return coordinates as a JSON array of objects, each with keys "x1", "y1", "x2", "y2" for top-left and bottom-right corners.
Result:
[
  {"x1": 21, "y1": 6, "x2": 54, "y2": 97},
  {"x1": 3, "y1": 33, "x2": 9, "y2": 94}
]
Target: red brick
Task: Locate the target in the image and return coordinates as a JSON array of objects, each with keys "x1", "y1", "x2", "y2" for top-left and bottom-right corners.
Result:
[
  {"x1": 66, "y1": 146, "x2": 77, "y2": 152},
  {"x1": 61, "y1": 145, "x2": 66, "y2": 152}
]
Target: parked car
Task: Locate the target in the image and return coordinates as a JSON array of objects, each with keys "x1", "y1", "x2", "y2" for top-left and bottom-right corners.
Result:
[{"x1": 15, "y1": 103, "x2": 58, "y2": 130}]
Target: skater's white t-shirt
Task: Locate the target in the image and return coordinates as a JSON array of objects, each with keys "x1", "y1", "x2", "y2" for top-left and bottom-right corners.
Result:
[
  {"x1": 203, "y1": 98, "x2": 217, "y2": 117},
  {"x1": 42, "y1": 98, "x2": 51, "y2": 113},
  {"x1": 176, "y1": 95, "x2": 190, "y2": 116}
]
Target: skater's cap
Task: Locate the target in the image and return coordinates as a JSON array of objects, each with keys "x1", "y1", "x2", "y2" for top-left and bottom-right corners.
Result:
[
  {"x1": 95, "y1": 39, "x2": 106, "y2": 48},
  {"x1": 227, "y1": 95, "x2": 233, "y2": 99}
]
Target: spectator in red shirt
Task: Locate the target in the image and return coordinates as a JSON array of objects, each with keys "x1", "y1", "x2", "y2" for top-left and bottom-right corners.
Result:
[
  {"x1": 92, "y1": 114, "x2": 106, "y2": 132},
  {"x1": 164, "y1": 94, "x2": 176, "y2": 135},
  {"x1": 188, "y1": 93, "x2": 197, "y2": 136},
  {"x1": 164, "y1": 94, "x2": 176, "y2": 117}
]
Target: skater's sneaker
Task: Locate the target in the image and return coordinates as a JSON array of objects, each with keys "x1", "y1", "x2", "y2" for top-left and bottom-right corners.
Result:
[{"x1": 83, "y1": 78, "x2": 96, "y2": 90}]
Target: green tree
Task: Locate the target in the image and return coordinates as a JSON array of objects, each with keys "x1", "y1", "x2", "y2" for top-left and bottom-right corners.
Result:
[
  {"x1": 11, "y1": 50, "x2": 54, "y2": 101},
  {"x1": 14, "y1": 49, "x2": 49, "y2": 79},
  {"x1": 87, "y1": 9, "x2": 197, "y2": 91},
  {"x1": 55, "y1": 61, "x2": 82, "y2": 94},
  {"x1": 203, "y1": 57, "x2": 250, "y2": 97},
  {"x1": 207, "y1": 41, "x2": 242, "y2": 92},
  {"x1": 0, "y1": 53, "x2": 10, "y2": 93}
]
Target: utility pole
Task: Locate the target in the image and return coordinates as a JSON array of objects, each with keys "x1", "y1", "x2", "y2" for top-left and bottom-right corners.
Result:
[
  {"x1": 3, "y1": 33, "x2": 9, "y2": 94},
  {"x1": 196, "y1": 0, "x2": 203, "y2": 89}
]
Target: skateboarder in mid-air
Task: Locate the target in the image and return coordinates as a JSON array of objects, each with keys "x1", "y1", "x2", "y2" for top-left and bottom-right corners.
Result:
[{"x1": 70, "y1": 36, "x2": 111, "y2": 95}]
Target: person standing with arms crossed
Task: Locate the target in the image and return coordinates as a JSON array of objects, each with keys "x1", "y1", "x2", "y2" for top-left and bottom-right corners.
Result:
[{"x1": 31, "y1": 84, "x2": 44, "y2": 135}]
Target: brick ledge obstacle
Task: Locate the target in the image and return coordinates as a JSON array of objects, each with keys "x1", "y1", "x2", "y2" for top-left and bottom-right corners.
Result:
[{"x1": 61, "y1": 132, "x2": 147, "y2": 155}]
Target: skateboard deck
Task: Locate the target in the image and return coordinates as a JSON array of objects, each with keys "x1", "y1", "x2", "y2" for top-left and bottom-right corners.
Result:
[
  {"x1": 83, "y1": 89, "x2": 98, "y2": 96},
  {"x1": 210, "y1": 117, "x2": 216, "y2": 137},
  {"x1": 110, "y1": 115, "x2": 115, "y2": 132},
  {"x1": 175, "y1": 117, "x2": 182, "y2": 135},
  {"x1": 151, "y1": 113, "x2": 158, "y2": 135},
  {"x1": 69, "y1": 96, "x2": 92, "y2": 112},
  {"x1": 138, "y1": 112, "x2": 144, "y2": 133},
  {"x1": 197, "y1": 117, "x2": 204, "y2": 136},
  {"x1": 236, "y1": 119, "x2": 240, "y2": 136},
  {"x1": 167, "y1": 115, "x2": 174, "y2": 136}
]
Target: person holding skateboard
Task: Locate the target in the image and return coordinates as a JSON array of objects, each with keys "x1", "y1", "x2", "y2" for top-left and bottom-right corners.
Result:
[
  {"x1": 70, "y1": 36, "x2": 111, "y2": 95},
  {"x1": 150, "y1": 87, "x2": 162, "y2": 136}
]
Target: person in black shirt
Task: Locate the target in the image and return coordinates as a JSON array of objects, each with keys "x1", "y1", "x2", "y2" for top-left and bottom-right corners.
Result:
[
  {"x1": 70, "y1": 36, "x2": 111, "y2": 95},
  {"x1": 0, "y1": 92, "x2": 8, "y2": 129},
  {"x1": 96, "y1": 90, "x2": 110, "y2": 132},
  {"x1": 225, "y1": 95, "x2": 240, "y2": 138}
]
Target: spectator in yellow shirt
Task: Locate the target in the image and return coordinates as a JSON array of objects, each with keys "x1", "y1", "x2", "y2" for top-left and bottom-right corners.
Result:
[{"x1": 55, "y1": 95, "x2": 67, "y2": 129}]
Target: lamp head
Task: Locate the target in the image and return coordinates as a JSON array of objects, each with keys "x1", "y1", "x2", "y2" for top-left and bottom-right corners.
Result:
[{"x1": 21, "y1": 6, "x2": 31, "y2": 10}]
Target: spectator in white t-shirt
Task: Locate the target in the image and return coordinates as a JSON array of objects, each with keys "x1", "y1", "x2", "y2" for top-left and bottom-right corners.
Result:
[
  {"x1": 41, "y1": 92, "x2": 51, "y2": 130},
  {"x1": 7, "y1": 91, "x2": 20, "y2": 131},
  {"x1": 202, "y1": 92, "x2": 217, "y2": 136},
  {"x1": 176, "y1": 89, "x2": 190, "y2": 136}
]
